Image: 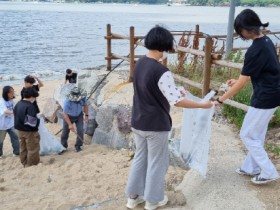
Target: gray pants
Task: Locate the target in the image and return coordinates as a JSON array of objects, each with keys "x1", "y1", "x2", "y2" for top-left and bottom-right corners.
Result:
[
  {"x1": 126, "y1": 128, "x2": 169, "y2": 203},
  {"x1": 0, "y1": 127, "x2": 20, "y2": 156},
  {"x1": 61, "y1": 113, "x2": 84, "y2": 150}
]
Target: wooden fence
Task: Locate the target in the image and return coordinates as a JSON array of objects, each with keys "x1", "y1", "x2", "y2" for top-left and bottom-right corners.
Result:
[{"x1": 104, "y1": 24, "x2": 280, "y2": 112}]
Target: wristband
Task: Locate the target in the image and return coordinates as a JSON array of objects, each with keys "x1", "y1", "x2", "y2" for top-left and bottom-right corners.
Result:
[{"x1": 216, "y1": 97, "x2": 223, "y2": 104}]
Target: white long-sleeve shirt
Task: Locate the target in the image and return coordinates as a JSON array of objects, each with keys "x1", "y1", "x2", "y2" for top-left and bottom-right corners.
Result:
[{"x1": 0, "y1": 98, "x2": 15, "y2": 130}]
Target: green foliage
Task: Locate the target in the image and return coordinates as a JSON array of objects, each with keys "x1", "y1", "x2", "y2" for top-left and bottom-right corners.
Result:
[
  {"x1": 223, "y1": 84, "x2": 252, "y2": 128},
  {"x1": 187, "y1": 0, "x2": 280, "y2": 6},
  {"x1": 265, "y1": 144, "x2": 280, "y2": 157}
]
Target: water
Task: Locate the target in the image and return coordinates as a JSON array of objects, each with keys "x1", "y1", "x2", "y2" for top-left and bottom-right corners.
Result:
[{"x1": 1, "y1": 2, "x2": 280, "y2": 85}]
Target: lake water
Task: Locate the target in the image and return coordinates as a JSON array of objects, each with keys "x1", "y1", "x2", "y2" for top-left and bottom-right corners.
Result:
[{"x1": 0, "y1": 2, "x2": 280, "y2": 85}]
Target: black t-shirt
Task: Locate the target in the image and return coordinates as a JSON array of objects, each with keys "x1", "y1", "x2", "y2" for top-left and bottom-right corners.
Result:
[
  {"x1": 65, "y1": 72, "x2": 77, "y2": 84},
  {"x1": 131, "y1": 56, "x2": 171, "y2": 131},
  {"x1": 241, "y1": 36, "x2": 280, "y2": 109},
  {"x1": 14, "y1": 100, "x2": 39, "y2": 131},
  {"x1": 21, "y1": 84, "x2": 40, "y2": 114}
]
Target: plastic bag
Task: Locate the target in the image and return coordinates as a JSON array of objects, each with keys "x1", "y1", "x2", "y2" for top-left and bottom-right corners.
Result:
[
  {"x1": 181, "y1": 90, "x2": 215, "y2": 176},
  {"x1": 38, "y1": 117, "x2": 65, "y2": 156},
  {"x1": 169, "y1": 91, "x2": 215, "y2": 176}
]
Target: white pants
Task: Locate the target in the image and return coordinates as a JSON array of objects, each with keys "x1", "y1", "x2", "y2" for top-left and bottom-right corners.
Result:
[{"x1": 240, "y1": 107, "x2": 279, "y2": 179}]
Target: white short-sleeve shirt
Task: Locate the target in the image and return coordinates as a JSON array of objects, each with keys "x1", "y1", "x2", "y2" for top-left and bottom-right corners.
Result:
[{"x1": 158, "y1": 71, "x2": 185, "y2": 106}]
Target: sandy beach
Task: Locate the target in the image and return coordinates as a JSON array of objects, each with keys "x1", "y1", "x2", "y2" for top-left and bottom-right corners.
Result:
[
  {"x1": 1, "y1": 79, "x2": 280, "y2": 210},
  {"x1": 0, "y1": 80, "x2": 186, "y2": 210}
]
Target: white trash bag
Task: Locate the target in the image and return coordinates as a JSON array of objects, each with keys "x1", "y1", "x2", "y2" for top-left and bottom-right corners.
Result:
[
  {"x1": 169, "y1": 91, "x2": 215, "y2": 176},
  {"x1": 181, "y1": 90, "x2": 215, "y2": 176},
  {"x1": 39, "y1": 117, "x2": 65, "y2": 156}
]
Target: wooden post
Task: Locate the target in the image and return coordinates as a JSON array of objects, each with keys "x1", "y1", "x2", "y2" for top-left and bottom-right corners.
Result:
[
  {"x1": 193, "y1": 25, "x2": 200, "y2": 66},
  {"x1": 106, "y1": 24, "x2": 112, "y2": 71},
  {"x1": 129, "y1": 26, "x2": 135, "y2": 82},
  {"x1": 193, "y1": 25, "x2": 199, "y2": 50},
  {"x1": 202, "y1": 36, "x2": 213, "y2": 97},
  {"x1": 278, "y1": 46, "x2": 280, "y2": 61}
]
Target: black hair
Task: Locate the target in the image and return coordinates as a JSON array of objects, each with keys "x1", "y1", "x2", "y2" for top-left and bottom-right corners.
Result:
[
  {"x1": 24, "y1": 75, "x2": 36, "y2": 84},
  {"x1": 66, "y1": 69, "x2": 72, "y2": 74},
  {"x1": 144, "y1": 25, "x2": 174, "y2": 52},
  {"x1": 234, "y1": 9, "x2": 269, "y2": 39},
  {"x1": 2, "y1": 86, "x2": 14, "y2": 101},
  {"x1": 22, "y1": 87, "x2": 39, "y2": 99}
]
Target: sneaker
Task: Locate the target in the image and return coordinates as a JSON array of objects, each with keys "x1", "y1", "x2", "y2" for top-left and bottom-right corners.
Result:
[
  {"x1": 58, "y1": 150, "x2": 66, "y2": 155},
  {"x1": 76, "y1": 147, "x2": 82, "y2": 153},
  {"x1": 13, "y1": 153, "x2": 19, "y2": 157},
  {"x1": 0, "y1": 156, "x2": 2, "y2": 159},
  {"x1": 126, "y1": 195, "x2": 145, "y2": 209},
  {"x1": 251, "y1": 175, "x2": 280, "y2": 185},
  {"x1": 235, "y1": 168, "x2": 260, "y2": 177},
  {"x1": 144, "y1": 195, "x2": 168, "y2": 210}
]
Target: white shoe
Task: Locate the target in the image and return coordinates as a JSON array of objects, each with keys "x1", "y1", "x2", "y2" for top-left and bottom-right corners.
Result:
[
  {"x1": 144, "y1": 195, "x2": 168, "y2": 210},
  {"x1": 126, "y1": 196, "x2": 145, "y2": 209},
  {"x1": 0, "y1": 156, "x2": 2, "y2": 159},
  {"x1": 235, "y1": 168, "x2": 260, "y2": 177}
]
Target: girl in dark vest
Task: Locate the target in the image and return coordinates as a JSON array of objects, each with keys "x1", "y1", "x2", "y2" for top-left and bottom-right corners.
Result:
[{"x1": 125, "y1": 25, "x2": 213, "y2": 210}]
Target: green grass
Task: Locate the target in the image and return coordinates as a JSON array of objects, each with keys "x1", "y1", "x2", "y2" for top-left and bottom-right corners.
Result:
[{"x1": 265, "y1": 144, "x2": 280, "y2": 157}]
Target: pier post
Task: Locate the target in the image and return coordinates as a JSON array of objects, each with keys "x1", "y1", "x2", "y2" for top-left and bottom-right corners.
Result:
[
  {"x1": 129, "y1": 26, "x2": 135, "y2": 82},
  {"x1": 202, "y1": 36, "x2": 213, "y2": 97},
  {"x1": 106, "y1": 24, "x2": 112, "y2": 71}
]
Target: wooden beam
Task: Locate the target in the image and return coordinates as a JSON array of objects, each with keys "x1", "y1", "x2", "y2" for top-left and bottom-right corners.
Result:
[
  {"x1": 212, "y1": 60, "x2": 243, "y2": 70},
  {"x1": 177, "y1": 46, "x2": 222, "y2": 60},
  {"x1": 224, "y1": 99, "x2": 249, "y2": 112},
  {"x1": 111, "y1": 53, "x2": 130, "y2": 61},
  {"x1": 177, "y1": 46, "x2": 204, "y2": 57},
  {"x1": 111, "y1": 33, "x2": 130, "y2": 40},
  {"x1": 173, "y1": 74, "x2": 202, "y2": 90}
]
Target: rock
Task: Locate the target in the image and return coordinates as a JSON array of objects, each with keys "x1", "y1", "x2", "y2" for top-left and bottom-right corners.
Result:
[
  {"x1": 92, "y1": 105, "x2": 133, "y2": 149},
  {"x1": 42, "y1": 98, "x2": 60, "y2": 123}
]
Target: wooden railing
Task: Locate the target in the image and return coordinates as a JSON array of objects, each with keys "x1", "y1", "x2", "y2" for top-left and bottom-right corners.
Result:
[{"x1": 105, "y1": 24, "x2": 280, "y2": 112}]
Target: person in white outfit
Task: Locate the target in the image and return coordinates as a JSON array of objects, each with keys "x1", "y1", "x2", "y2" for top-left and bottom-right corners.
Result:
[
  {"x1": 0, "y1": 86, "x2": 20, "y2": 158},
  {"x1": 216, "y1": 9, "x2": 280, "y2": 185},
  {"x1": 125, "y1": 25, "x2": 213, "y2": 210}
]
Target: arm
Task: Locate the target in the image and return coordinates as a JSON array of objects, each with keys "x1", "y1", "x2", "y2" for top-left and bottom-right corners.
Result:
[
  {"x1": 4, "y1": 110, "x2": 13, "y2": 115},
  {"x1": 64, "y1": 75, "x2": 68, "y2": 84},
  {"x1": 34, "y1": 76, "x2": 44, "y2": 88},
  {"x1": 218, "y1": 75, "x2": 250, "y2": 103},
  {"x1": 158, "y1": 71, "x2": 213, "y2": 109},
  {"x1": 63, "y1": 112, "x2": 75, "y2": 132},
  {"x1": 175, "y1": 98, "x2": 213, "y2": 109},
  {"x1": 0, "y1": 100, "x2": 13, "y2": 115}
]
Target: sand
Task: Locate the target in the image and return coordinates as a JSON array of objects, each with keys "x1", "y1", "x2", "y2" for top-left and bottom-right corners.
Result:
[{"x1": 0, "y1": 79, "x2": 279, "y2": 210}]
